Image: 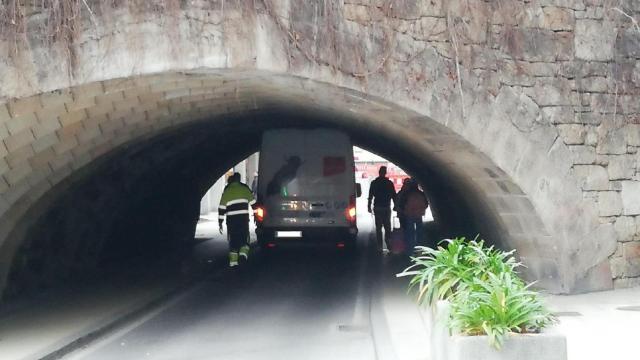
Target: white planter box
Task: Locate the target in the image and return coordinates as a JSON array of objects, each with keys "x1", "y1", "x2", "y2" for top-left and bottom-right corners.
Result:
[{"x1": 422, "y1": 301, "x2": 567, "y2": 360}]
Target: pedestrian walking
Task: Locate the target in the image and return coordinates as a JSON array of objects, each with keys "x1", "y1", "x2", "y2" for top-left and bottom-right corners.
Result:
[
  {"x1": 397, "y1": 179, "x2": 428, "y2": 256},
  {"x1": 394, "y1": 177, "x2": 411, "y2": 231},
  {"x1": 219, "y1": 173, "x2": 256, "y2": 267},
  {"x1": 368, "y1": 166, "x2": 397, "y2": 254}
]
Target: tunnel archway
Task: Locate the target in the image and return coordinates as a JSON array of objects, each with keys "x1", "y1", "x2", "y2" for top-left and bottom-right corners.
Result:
[{"x1": 0, "y1": 71, "x2": 589, "y2": 299}]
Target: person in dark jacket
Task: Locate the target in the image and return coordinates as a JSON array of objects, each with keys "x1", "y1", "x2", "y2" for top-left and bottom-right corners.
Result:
[
  {"x1": 368, "y1": 166, "x2": 397, "y2": 253},
  {"x1": 397, "y1": 179, "x2": 428, "y2": 256}
]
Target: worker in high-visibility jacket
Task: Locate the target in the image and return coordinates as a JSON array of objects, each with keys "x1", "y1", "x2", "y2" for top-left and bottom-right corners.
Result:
[{"x1": 218, "y1": 173, "x2": 256, "y2": 267}]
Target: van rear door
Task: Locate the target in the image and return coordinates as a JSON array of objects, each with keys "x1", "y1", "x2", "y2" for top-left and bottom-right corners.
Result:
[{"x1": 259, "y1": 129, "x2": 354, "y2": 229}]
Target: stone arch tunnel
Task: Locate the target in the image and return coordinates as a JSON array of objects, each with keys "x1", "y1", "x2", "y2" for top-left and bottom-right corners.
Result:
[{"x1": 0, "y1": 1, "x2": 639, "y2": 299}]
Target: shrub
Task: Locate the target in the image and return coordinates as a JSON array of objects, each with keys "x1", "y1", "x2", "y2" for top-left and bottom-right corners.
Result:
[
  {"x1": 397, "y1": 237, "x2": 556, "y2": 349},
  {"x1": 397, "y1": 237, "x2": 519, "y2": 307}
]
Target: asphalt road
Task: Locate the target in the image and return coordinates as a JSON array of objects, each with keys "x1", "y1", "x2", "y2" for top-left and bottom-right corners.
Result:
[{"x1": 64, "y1": 233, "x2": 408, "y2": 360}]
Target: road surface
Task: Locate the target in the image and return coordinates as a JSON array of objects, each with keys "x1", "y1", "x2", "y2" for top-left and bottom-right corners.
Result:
[{"x1": 64, "y1": 233, "x2": 411, "y2": 360}]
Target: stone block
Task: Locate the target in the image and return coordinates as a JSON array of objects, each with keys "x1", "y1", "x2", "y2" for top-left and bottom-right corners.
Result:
[
  {"x1": 82, "y1": 114, "x2": 107, "y2": 130},
  {"x1": 615, "y1": 216, "x2": 637, "y2": 242},
  {"x1": 598, "y1": 191, "x2": 622, "y2": 216},
  {"x1": 607, "y1": 155, "x2": 636, "y2": 180},
  {"x1": 76, "y1": 126, "x2": 101, "y2": 144},
  {"x1": 568, "y1": 145, "x2": 596, "y2": 164},
  {"x1": 72, "y1": 82, "x2": 104, "y2": 101},
  {"x1": 31, "y1": 118, "x2": 62, "y2": 140},
  {"x1": 7, "y1": 96, "x2": 42, "y2": 118},
  {"x1": 557, "y1": 124, "x2": 586, "y2": 145},
  {"x1": 107, "y1": 108, "x2": 133, "y2": 122},
  {"x1": 29, "y1": 147, "x2": 56, "y2": 169},
  {"x1": 99, "y1": 118, "x2": 125, "y2": 134},
  {"x1": 616, "y1": 27, "x2": 640, "y2": 59},
  {"x1": 610, "y1": 256, "x2": 625, "y2": 278},
  {"x1": 573, "y1": 165, "x2": 609, "y2": 190},
  {"x1": 575, "y1": 76, "x2": 609, "y2": 93},
  {"x1": 541, "y1": 6, "x2": 574, "y2": 30},
  {"x1": 627, "y1": 125, "x2": 640, "y2": 146},
  {"x1": 52, "y1": 134, "x2": 78, "y2": 155},
  {"x1": 112, "y1": 96, "x2": 140, "y2": 112},
  {"x1": 518, "y1": 29, "x2": 568, "y2": 62},
  {"x1": 65, "y1": 96, "x2": 95, "y2": 112},
  {"x1": 554, "y1": 31, "x2": 574, "y2": 61},
  {"x1": 575, "y1": 19, "x2": 617, "y2": 61},
  {"x1": 95, "y1": 91, "x2": 124, "y2": 105},
  {"x1": 622, "y1": 242, "x2": 640, "y2": 277},
  {"x1": 3, "y1": 128, "x2": 34, "y2": 152},
  {"x1": 31, "y1": 132, "x2": 59, "y2": 153},
  {"x1": 2, "y1": 162, "x2": 32, "y2": 186},
  {"x1": 542, "y1": 106, "x2": 574, "y2": 124},
  {"x1": 59, "y1": 110, "x2": 87, "y2": 127},
  {"x1": 5, "y1": 144, "x2": 34, "y2": 169},
  {"x1": 85, "y1": 102, "x2": 114, "y2": 119},
  {"x1": 5, "y1": 113, "x2": 37, "y2": 135},
  {"x1": 574, "y1": 112, "x2": 602, "y2": 125},
  {"x1": 621, "y1": 181, "x2": 640, "y2": 215},
  {"x1": 525, "y1": 78, "x2": 572, "y2": 106},
  {"x1": 596, "y1": 125, "x2": 628, "y2": 155}
]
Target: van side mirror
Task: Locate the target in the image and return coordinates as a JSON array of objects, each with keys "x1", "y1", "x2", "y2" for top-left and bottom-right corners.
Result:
[{"x1": 356, "y1": 183, "x2": 362, "y2": 198}]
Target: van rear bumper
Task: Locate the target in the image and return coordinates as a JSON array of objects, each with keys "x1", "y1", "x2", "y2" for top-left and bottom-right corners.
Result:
[{"x1": 256, "y1": 226, "x2": 357, "y2": 242}]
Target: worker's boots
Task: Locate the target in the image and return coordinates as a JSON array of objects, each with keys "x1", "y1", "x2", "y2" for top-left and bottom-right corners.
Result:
[
  {"x1": 229, "y1": 252, "x2": 239, "y2": 267},
  {"x1": 239, "y1": 245, "x2": 250, "y2": 262}
]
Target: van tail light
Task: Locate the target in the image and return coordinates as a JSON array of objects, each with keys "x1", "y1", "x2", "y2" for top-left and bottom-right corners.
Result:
[
  {"x1": 346, "y1": 195, "x2": 357, "y2": 223},
  {"x1": 255, "y1": 206, "x2": 265, "y2": 223}
]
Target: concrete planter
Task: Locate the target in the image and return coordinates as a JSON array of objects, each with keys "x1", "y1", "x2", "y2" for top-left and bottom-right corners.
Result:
[{"x1": 422, "y1": 301, "x2": 567, "y2": 360}]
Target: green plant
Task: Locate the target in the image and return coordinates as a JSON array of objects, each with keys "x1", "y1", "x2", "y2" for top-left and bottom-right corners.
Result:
[
  {"x1": 397, "y1": 236, "x2": 556, "y2": 349},
  {"x1": 449, "y1": 272, "x2": 556, "y2": 350},
  {"x1": 397, "y1": 237, "x2": 519, "y2": 307}
]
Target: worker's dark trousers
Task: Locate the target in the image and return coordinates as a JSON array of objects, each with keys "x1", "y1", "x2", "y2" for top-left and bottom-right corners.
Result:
[{"x1": 227, "y1": 215, "x2": 250, "y2": 252}]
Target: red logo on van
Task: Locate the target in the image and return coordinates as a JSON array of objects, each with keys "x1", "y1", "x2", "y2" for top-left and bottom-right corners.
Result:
[{"x1": 323, "y1": 157, "x2": 346, "y2": 176}]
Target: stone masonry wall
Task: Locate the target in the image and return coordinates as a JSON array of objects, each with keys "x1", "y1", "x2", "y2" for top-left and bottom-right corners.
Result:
[{"x1": 339, "y1": 0, "x2": 640, "y2": 287}]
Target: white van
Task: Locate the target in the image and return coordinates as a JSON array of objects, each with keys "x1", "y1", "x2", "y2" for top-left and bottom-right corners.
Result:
[{"x1": 254, "y1": 129, "x2": 360, "y2": 250}]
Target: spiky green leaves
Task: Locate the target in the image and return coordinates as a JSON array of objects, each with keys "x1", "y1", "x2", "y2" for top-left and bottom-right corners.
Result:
[{"x1": 397, "y1": 237, "x2": 556, "y2": 350}]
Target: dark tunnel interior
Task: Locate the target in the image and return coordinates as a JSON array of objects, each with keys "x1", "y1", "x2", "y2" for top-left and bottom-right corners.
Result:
[{"x1": 2, "y1": 108, "x2": 504, "y2": 300}]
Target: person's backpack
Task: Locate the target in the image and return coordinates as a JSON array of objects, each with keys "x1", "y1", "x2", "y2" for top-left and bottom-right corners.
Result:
[{"x1": 404, "y1": 191, "x2": 428, "y2": 218}]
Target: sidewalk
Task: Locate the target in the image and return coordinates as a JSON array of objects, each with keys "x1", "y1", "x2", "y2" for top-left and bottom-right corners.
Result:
[
  {"x1": 545, "y1": 287, "x2": 640, "y2": 360},
  {"x1": 0, "y1": 268, "x2": 185, "y2": 360},
  {"x1": 379, "y1": 267, "x2": 640, "y2": 360}
]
